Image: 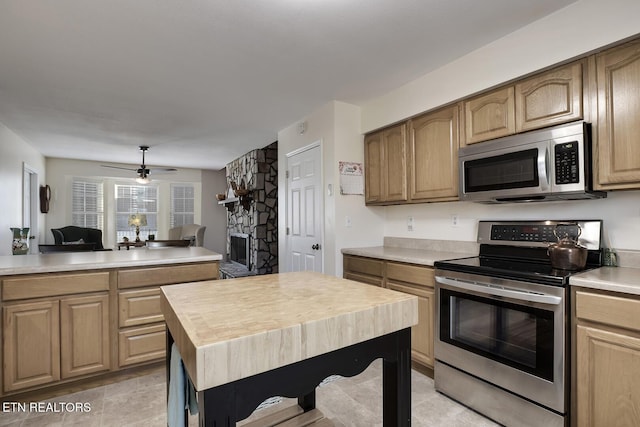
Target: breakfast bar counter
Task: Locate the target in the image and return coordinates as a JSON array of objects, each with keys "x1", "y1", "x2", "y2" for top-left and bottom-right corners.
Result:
[{"x1": 160, "y1": 271, "x2": 418, "y2": 426}]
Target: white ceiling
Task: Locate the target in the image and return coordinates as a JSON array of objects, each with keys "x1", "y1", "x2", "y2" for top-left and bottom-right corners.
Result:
[{"x1": 0, "y1": 0, "x2": 576, "y2": 171}]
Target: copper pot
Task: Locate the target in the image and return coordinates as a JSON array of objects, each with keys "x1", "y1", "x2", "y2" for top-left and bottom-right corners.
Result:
[{"x1": 547, "y1": 224, "x2": 587, "y2": 271}]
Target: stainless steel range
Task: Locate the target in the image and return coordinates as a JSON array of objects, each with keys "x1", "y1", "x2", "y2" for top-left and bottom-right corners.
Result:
[{"x1": 434, "y1": 220, "x2": 602, "y2": 427}]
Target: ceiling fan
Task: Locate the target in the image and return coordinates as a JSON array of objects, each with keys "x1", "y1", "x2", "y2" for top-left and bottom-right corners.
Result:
[{"x1": 101, "y1": 146, "x2": 177, "y2": 184}]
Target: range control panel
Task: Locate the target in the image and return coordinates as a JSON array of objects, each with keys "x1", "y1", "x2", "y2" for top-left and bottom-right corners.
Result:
[
  {"x1": 477, "y1": 220, "x2": 603, "y2": 250},
  {"x1": 490, "y1": 224, "x2": 558, "y2": 243}
]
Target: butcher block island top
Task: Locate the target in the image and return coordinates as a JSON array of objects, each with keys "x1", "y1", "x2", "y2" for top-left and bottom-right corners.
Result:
[
  {"x1": 160, "y1": 271, "x2": 418, "y2": 391},
  {"x1": 0, "y1": 246, "x2": 222, "y2": 276}
]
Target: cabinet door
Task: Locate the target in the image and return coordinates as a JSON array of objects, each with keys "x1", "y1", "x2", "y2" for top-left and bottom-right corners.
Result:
[
  {"x1": 3, "y1": 300, "x2": 60, "y2": 392},
  {"x1": 386, "y1": 281, "x2": 434, "y2": 368},
  {"x1": 60, "y1": 294, "x2": 110, "y2": 378},
  {"x1": 463, "y1": 86, "x2": 515, "y2": 144},
  {"x1": 364, "y1": 131, "x2": 383, "y2": 204},
  {"x1": 515, "y1": 61, "x2": 583, "y2": 132},
  {"x1": 382, "y1": 124, "x2": 408, "y2": 202},
  {"x1": 576, "y1": 325, "x2": 640, "y2": 426},
  {"x1": 409, "y1": 106, "x2": 459, "y2": 201},
  {"x1": 596, "y1": 39, "x2": 640, "y2": 189}
]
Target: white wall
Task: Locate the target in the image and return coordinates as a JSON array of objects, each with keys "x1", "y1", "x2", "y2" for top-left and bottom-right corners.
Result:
[
  {"x1": 355, "y1": 0, "x2": 640, "y2": 253},
  {"x1": 200, "y1": 168, "x2": 228, "y2": 256},
  {"x1": 362, "y1": 0, "x2": 640, "y2": 132},
  {"x1": 277, "y1": 101, "x2": 385, "y2": 277},
  {"x1": 0, "y1": 122, "x2": 46, "y2": 256},
  {"x1": 45, "y1": 157, "x2": 214, "y2": 250}
]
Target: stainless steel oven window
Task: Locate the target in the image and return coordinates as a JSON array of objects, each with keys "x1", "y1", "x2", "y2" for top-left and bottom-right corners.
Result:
[{"x1": 440, "y1": 287, "x2": 554, "y2": 381}]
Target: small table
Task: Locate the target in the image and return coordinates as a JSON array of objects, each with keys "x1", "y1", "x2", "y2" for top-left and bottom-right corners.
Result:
[
  {"x1": 161, "y1": 271, "x2": 418, "y2": 426},
  {"x1": 117, "y1": 241, "x2": 145, "y2": 250}
]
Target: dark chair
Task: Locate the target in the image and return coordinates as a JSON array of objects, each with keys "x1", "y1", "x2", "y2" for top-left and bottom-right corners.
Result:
[
  {"x1": 51, "y1": 226, "x2": 105, "y2": 250},
  {"x1": 145, "y1": 239, "x2": 191, "y2": 248},
  {"x1": 39, "y1": 243, "x2": 96, "y2": 253}
]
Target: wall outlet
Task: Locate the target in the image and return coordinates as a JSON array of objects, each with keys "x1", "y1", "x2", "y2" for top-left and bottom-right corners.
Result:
[
  {"x1": 451, "y1": 214, "x2": 459, "y2": 227},
  {"x1": 407, "y1": 216, "x2": 414, "y2": 232}
]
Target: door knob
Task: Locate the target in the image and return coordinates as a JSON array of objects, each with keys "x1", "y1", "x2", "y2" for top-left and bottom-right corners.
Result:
[{"x1": 312, "y1": 243, "x2": 321, "y2": 250}]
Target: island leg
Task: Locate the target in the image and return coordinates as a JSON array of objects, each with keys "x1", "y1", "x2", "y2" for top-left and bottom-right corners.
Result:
[
  {"x1": 199, "y1": 384, "x2": 236, "y2": 427},
  {"x1": 382, "y1": 327, "x2": 411, "y2": 426}
]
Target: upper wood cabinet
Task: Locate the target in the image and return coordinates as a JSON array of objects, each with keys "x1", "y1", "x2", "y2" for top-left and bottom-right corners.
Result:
[
  {"x1": 463, "y1": 61, "x2": 584, "y2": 145},
  {"x1": 515, "y1": 61, "x2": 583, "y2": 132},
  {"x1": 408, "y1": 105, "x2": 459, "y2": 201},
  {"x1": 463, "y1": 86, "x2": 515, "y2": 145},
  {"x1": 364, "y1": 123, "x2": 407, "y2": 204},
  {"x1": 595, "y1": 39, "x2": 640, "y2": 189}
]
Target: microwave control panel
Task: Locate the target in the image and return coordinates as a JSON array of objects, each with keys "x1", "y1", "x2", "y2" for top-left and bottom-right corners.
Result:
[{"x1": 555, "y1": 141, "x2": 579, "y2": 184}]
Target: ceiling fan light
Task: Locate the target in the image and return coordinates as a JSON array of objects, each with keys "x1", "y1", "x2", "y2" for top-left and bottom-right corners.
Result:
[{"x1": 136, "y1": 175, "x2": 151, "y2": 184}]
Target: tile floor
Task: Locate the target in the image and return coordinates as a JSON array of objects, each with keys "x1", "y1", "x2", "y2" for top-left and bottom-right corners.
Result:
[{"x1": 0, "y1": 360, "x2": 499, "y2": 427}]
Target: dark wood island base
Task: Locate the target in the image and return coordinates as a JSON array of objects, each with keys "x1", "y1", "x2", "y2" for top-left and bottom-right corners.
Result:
[{"x1": 166, "y1": 327, "x2": 412, "y2": 427}]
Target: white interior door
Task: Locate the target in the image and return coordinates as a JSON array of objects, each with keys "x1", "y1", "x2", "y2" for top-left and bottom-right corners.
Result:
[
  {"x1": 23, "y1": 164, "x2": 38, "y2": 254},
  {"x1": 286, "y1": 143, "x2": 323, "y2": 272}
]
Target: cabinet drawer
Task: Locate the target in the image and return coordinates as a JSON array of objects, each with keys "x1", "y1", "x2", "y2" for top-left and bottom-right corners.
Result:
[
  {"x1": 118, "y1": 262, "x2": 218, "y2": 289},
  {"x1": 119, "y1": 288, "x2": 163, "y2": 327},
  {"x1": 386, "y1": 262, "x2": 434, "y2": 288},
  {"x1": 118, "y1": 324, "x2": 166, "y2": 367},
  {"x1": 343, "y1": 256, "x2": 384, "y2": 277},
  {"x1": 576, "y1": 290, "x2": 640, "y2": 333},
  {"x1": 2, "y1": 272, "x2": 110, "y2": 301},
  {"x1": 344, "y1": 272, "x2": 384, "y2": 287}
]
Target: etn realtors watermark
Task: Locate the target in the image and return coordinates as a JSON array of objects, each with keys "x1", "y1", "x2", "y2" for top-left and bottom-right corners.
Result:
[{"x1": 2, "y1": 401, "x2": 92, "y2": 413}]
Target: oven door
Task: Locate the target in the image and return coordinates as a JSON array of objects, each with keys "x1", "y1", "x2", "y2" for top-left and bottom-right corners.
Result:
[
  {"x1": 459, "y1": 140, "x2": 550, "y2": 202},
  {"x1": 434, "y1": 269, "x2": 566, "y2": 413}
]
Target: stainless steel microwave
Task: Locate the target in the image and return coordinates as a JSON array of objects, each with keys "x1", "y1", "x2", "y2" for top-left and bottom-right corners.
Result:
[{"x1": 459, "y1": 121, "x2": 605, "y2": 203}]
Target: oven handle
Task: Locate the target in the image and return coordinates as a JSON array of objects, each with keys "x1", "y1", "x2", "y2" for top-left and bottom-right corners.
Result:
[{"x1": 435, "y1": 276, "x2": 562, "y2": 305}]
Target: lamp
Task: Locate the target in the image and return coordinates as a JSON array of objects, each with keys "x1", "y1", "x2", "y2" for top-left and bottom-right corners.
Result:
[{"x1": 128, "y1": 214, "x2": 147, "y2": 242}]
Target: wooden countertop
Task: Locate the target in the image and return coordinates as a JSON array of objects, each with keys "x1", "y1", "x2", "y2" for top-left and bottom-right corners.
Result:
[
  {"x1": 0, "y1": 247, "x2": 222, "y2": 276},
  {"x1": 160, "y1": 271, "x2": 418, "y2": 391}
]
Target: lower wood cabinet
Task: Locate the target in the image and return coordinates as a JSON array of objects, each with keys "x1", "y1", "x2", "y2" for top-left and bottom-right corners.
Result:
[
  {"x1": 118, "y1": 324, "x2": 166, "y2": 367},
  {"x1": 343, "y1": 255, "x2": 435, "y2": 373},
  {"x1": 60, "y1": 294, "x2": 110, "y2": 379},
  {"x1": 0, "y1": 260, "x2": 219, "y2": 397},
  {"x1": 3, "y1": 300, "x2": 60, "y2": 392},
  {"x1": 573, "y1": 288, "x2": 640, "y2": 426}
]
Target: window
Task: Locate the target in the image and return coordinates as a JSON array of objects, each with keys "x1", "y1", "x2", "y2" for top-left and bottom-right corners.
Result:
[
  {"x1": 115, "y1": 184, "x2": 158, "y2": 241},
  {"x1": 170, "y1": 184, "x2": 195, "y2": 227},
  {"x1": 72, "y1": 179, "x2": 104, "y2": 229}
]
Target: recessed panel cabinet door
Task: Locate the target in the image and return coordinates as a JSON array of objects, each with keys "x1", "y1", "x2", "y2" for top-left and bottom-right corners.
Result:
[
  {"x1": 596, "y1": 39, "x2": 640, "y2": 189},
  {"x1": 409, "y1": 106, "x2": 459, "y2": 201},
  {"x1": 3, "y1": 300, "x2": 60, "y2": 392},
  {"x1": 515, "y1": 61, "x2": 583, "y2": 132},
  {"x1": 382, "y1": 124, "x2": 408, "y2": 202},
  {"x1": 364, "y1": 132, "x2": 383, "y2": 204},
  {"x1": 464, "y1": 86, "x2": 515, "y2": 145},
  {"x1": 60, "y1": 294, "x2": 110, "y2": 378}
]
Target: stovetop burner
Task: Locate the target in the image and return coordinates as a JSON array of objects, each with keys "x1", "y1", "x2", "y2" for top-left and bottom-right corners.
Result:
[{"x1": 435, "y1": 220, "x2": 603, "y2": 286}]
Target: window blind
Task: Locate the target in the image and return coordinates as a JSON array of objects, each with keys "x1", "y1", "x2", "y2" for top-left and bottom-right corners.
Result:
[
  {"x1": 71, "y1": 179, "x2": 104, "y2": 229},
  {"x1": 170, "y1": 184, "x2": 195, "y2": 227}
]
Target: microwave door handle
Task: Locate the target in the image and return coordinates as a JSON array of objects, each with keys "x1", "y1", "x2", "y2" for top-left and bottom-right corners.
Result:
[
  {"x1": 538, "y1": 146, "x2": 550, "y2": 191},
  {"x1": 435, "y1": 276, "x2": 562, "y2": 305}
]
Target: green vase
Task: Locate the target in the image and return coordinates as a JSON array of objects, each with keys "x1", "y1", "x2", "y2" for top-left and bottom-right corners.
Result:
[{"x1": 10, "y1": 227, "x2": 30, "y2": 255}]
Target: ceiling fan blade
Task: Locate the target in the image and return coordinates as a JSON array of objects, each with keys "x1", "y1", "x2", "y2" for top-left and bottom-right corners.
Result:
[
  {"x1": 148, "y1": 168, "x2": 178, "y2": 173},
  {"x1": 101, "y1": 165, "x2": 136, "y2": 171}
]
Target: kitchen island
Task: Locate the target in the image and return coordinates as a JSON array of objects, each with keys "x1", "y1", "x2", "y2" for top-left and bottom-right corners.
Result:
[
  {"x1": 161, "y1": 271, "x2": 418, "y2": 426},
  {"x1": 0, "y1": 247, "x2": 221, "y2": 398}
]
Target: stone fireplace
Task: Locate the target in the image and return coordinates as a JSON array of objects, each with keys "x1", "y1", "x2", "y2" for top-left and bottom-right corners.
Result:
[{"x1": 225, "y1": 141, "x2": 278, "y2": 275}]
